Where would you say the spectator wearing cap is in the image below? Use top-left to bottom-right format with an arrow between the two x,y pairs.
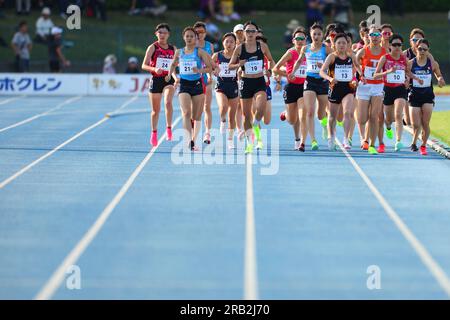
35,7 -> 54,44
284,19 -> 300,49
11,20 -> 32,72
125,57 -> 140,74
48,26 -> 70,73
233,23 -> 244,45
103,54 -> 117,74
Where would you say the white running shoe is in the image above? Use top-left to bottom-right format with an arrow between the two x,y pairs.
238,129 -> 245,142
328,138 -> 336,151
295,140 -> 301,150
227,139 -> 235,150
343,137 -> 351,150
220,121 -> 226,135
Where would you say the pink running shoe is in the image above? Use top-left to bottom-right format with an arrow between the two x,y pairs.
150,131 -> 158,147
166,127 -> 172,141
420,145 -> 428,156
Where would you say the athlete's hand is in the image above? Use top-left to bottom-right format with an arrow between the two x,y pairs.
387,66 -> 397,74
213,66 -> 220,76
288,72 -> 296,80
164,74 -> 171,82
360,76 -> 367,84
329,78 -> 338,86
155,68 -> 164,75
174,78 -> 180,88
317,62 -> 323,68
192,67 -> 200,74
351,79 -> 357,88
275,82 -> 282,92
438,76 -> 446,88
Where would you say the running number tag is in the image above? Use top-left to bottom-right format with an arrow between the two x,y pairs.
334,66 -> 352,82
244,60 -> 263,75
306,58 -> 323,73
219,63 -> 236,77
364,67 -> 376,80
387,70 -> 405,84
413,74 -> 432,88
156,58 -> 173,71
294,64 -> 307,78
179,59 -> 197,75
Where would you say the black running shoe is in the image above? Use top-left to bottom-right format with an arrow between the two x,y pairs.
410,144 -> 418,152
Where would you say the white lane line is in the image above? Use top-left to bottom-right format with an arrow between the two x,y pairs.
0,95 -> 25,106
244,154 -> 259,300
336,139 -> 450,297
0,96 -> 138,190
34,115 -> 182,300
0,96 -> 82,133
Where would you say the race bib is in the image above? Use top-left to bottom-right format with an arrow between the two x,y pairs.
219,62 -> 236,78
413,74 -> 432,88
306,58 -> 323,74
364,67 -> 376,80
244,60 -> 263,75
294,64 -> 307,78
156,58 -> 173,71
386,69 -> 405,84
334,66 -> 353,82
179,59 -> 197,75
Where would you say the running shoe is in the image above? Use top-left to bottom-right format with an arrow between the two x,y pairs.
311,140 -> 319,151
337,121 -> 343,127
166,127 -> 172,141
220,121 -> 226,134
368,146 -> 378,155
227,139 -> 235,150
410,144 -> 418,152
256,139 -> 264,150
252,124 -> 261,142
321,117 -> 328,127
190,140 -> 199,151
420,145 -> 428,155
377,143 -> 385,154
328,138 -> 336,151
280,111 -> 286,121
299,143 -> 305,152
295,140 -> 301,150
245,143 -> 253,154
150,131 -> 158,147
386,127 -> 394,140
343,137 -> 351,150
321,118 -> 328,140
394,141 -> 403,152
348,137 -> 353,147
361,141 -> 369,150
203,132 -> 211,144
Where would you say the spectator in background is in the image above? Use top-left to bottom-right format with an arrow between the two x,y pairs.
48,27 -> 70,72
216,0 -> 240,23
11,21 -> 32,72
129,0 -> 167,17
331,0 -> 353,30
103,54 -> 117,74
198,0 -> 215,20
125,56 -> 140,74
35,7 -> 54,44
204,15 -> 222,48
385,0 -> 404,17
283,19 -> 300,49
305,0 -> 324,31
16,0 -> 31,15
89,0 -> 107,21
58,0 -> 69,19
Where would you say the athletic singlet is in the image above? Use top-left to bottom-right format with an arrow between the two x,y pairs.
361,46 -> 386,84
410,57 -> 433,95
329,55 -> 353,82
240,41 -> 265,77
149,42 -> 175,77
304,43 -> 327,79
216,51 -> 237,83
383,53 -> 407,87
406,47 -> 416,60
199,41 -> 213,84
286,48 -> 306,84
179,47 -> 202,81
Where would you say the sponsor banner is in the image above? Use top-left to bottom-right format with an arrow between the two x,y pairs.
87,74 -> 152,95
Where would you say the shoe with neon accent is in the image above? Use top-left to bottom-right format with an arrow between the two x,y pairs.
321,118 -> 328,140
252,124 -> 261,142
150,131 -> 158,147
386,127 -> 393,140
245,143 -> 253,154
280,111 -> 286,121
311,140 -> 319,151
410,144 -> 418,152
337,121 -> 343,127
220,121 -> 226,134
420,145 -> 427,155
394,141 -> 403,152
203,132 -> 211,144
299,143 -> 305,152
361,141 -> 369,150
368,146 -> 378,155
256,139 -> 264,150
321,117 -> 328,127
166,127 -> 172,141
377,143 -> 385,153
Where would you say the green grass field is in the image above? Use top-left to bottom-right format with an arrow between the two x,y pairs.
431,111 -> 450,146
1,10 -> 449,68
